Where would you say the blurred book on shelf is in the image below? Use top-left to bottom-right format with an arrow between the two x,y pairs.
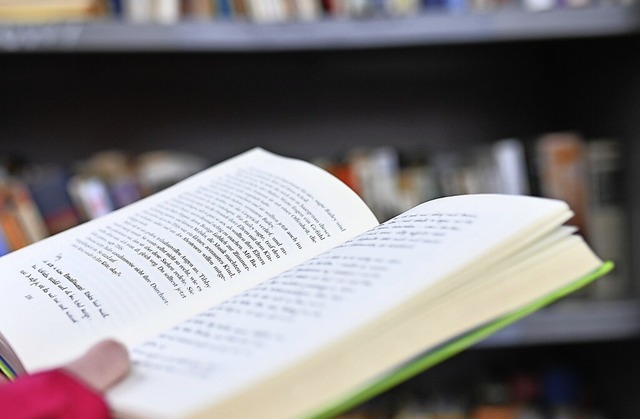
0,177 -> 32,252
534,132 -> 590,239
585,139 -> 628,300
0,0 -> 108,23
135,150 -> 209,193
21,165 -> 82,236
7,179 -> 49,244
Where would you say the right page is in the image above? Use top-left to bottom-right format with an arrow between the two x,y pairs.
108,194 -> 604,419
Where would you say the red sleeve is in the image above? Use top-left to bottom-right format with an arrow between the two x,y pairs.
0,369 -> 110,419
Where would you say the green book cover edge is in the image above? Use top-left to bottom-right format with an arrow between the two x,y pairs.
0,354 -> 15,380
307,261 -> 615,419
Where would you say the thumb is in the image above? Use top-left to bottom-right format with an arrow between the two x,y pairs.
64,339 -> 130,392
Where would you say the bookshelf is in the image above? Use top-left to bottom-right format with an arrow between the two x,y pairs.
2,5 -> 640,416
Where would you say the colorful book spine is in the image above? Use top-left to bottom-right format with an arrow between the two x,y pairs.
535,132 -> 590,237
0,181 -> 31,251
23,167 -> 81,235
7,180 -> 48,244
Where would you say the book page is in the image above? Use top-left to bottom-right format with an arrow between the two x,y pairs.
0,148 -> 378,371
107,194 -> 598,418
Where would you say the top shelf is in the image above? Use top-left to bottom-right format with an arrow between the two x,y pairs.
1,5 -> 640,52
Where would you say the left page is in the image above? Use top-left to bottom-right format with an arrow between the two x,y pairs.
0,148 -> 378,372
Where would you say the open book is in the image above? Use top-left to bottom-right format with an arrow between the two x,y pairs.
0,148 -> 611,418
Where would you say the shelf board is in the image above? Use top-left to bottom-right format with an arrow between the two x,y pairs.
1,5 -> 639,52
479,299 -> 640,348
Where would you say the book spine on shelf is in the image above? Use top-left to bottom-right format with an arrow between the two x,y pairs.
492,138 -> 530,196
585,139 -> 629,300
534,132 -> 590,237
22,167 -> 82,236
67,175 -> 115,221
6,179 -> 48,245
0,179 -> 32,252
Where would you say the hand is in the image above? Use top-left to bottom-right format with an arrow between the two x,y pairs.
1,340 -> 130,392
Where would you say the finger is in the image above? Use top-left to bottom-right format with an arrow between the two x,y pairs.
64,339 -> 130,392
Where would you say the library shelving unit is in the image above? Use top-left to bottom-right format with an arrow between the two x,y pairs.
2,5 -> 640,416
